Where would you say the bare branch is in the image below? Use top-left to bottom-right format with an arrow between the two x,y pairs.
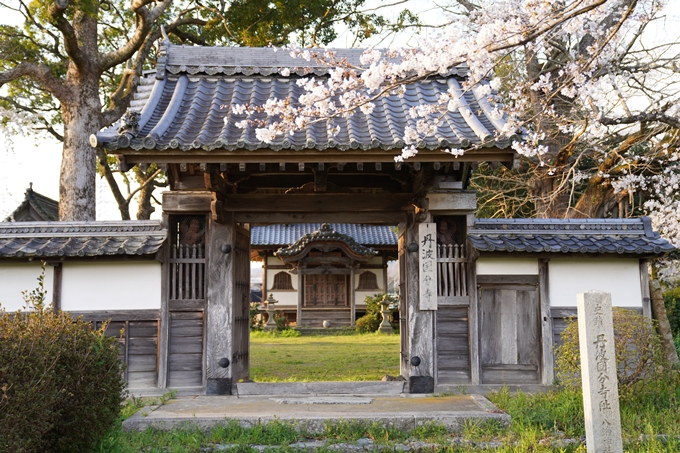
601,112 -> 680,129
96,148 -> 131,220
47,1 -> 89,68
0,62 -> 70,101
97,0 -> 172,70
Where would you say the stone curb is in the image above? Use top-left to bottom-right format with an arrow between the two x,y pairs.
122,412 -> 510,433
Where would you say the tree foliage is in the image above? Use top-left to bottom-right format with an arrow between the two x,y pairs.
0,0 -> 418,220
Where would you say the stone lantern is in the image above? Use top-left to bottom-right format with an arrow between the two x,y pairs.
378,294 -> 394,334
264,293 -> 278,331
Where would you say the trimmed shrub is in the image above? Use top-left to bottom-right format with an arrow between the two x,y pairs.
355,313 -> 381,332
356,293 -> 398,332
555,307 -> 666,389
0,268 -> 126,453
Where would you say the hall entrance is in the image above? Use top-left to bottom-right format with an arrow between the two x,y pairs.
303,274 -> 350,327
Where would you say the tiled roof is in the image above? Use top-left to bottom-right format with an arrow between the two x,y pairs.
92,44 -> 514,153
251,224 -> 397,247
4,186 -> 59,222
469,217 -> 675,255
275,223 -> 378,258
0,221 -> 167,258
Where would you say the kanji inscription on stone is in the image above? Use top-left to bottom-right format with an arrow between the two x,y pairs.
577,291 -> 623,453
418,223 -> 437,310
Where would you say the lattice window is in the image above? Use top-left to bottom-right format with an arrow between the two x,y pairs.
169,215 -> 206,301
271,271 -> 293,290
357,271 -> 379,290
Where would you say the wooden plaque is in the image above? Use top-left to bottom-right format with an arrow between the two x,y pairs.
418,223 -> 437,311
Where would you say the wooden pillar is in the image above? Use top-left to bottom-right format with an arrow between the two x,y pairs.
262,254 -> 268,303
350,265 -> 356,327
466,245 -> 480,385
297,270 -> 303,327
398,228 -> 410,379
640,259 -> 652,318
539,258 -> 554,386
406,212 -> 435,393
205,213 -> 234,395
382,255 -> 388,293
157,232 -> 170,389
51,262 -> 62,313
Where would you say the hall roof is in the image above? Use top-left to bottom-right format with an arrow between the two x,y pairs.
4,186 -> 59,222
0,221 -> 166,258
92,44 -> 515,161
251,223 -> 397,248
469,217 -> 675,255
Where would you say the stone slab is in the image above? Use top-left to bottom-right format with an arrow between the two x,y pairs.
271,397 -> 373,405
121,394 -> 510,433
235,381 -> 406,396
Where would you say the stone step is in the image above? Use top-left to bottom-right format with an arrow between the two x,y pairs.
235,381 -> 406,396
299,309 -> 352,328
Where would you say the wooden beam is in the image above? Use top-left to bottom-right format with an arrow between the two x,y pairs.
163,191 -> 212,213
223,193 -> 414,212
68,310 -> 160,322
476,275 -> 539,285
111,147 -> 515,165
235,211 -> 407,225
538,258 -> 554,386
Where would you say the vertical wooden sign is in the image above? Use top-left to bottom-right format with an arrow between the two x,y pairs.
577,291 -> 623,453
418,223 -> 437,310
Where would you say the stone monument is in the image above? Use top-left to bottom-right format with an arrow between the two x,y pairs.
577,291 -> 623,453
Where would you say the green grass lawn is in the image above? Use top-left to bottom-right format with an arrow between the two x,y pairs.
249,330 -> 401,382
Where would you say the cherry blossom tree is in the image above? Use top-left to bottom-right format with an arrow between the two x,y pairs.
242,0 -> 679,223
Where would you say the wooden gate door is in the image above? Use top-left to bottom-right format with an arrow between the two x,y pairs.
231,225 -> 250,382
479,281 -> 540,384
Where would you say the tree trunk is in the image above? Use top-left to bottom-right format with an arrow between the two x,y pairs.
530,169 -> 570,218
136,177 -> 156,220
650,280 -> 680,366
59,72 -> 102,221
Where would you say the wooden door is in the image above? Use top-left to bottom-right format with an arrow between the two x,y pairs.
231,225 -> 250,382
304,274 -> 347,307
479,284 -> 540,384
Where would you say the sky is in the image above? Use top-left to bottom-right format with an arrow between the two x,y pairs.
0,0 -> 678,220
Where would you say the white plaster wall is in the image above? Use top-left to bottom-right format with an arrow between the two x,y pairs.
61,261 -> 161,311
266,256 -> 283,266
267,290 -> 298,307
548,258 -> 642,307
476,258 -> 539,275
0,263 -> 55,311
